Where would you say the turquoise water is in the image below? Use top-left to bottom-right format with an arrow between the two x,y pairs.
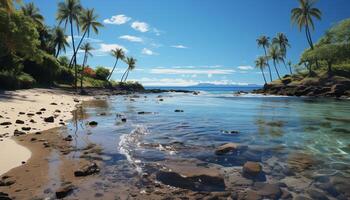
65,90 -> 350,198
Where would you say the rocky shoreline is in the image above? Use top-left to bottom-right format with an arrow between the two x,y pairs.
252,75 -> 350,98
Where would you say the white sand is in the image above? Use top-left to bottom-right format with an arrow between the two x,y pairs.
0,88 -> 91,175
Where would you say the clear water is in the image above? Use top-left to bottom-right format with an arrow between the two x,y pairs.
64,89 -> 350,197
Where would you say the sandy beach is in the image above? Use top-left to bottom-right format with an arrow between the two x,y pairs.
0,88 -> 91,175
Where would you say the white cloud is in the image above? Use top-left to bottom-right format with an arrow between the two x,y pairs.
66,35 -> 102,44
119,35 -> 143,43
91,43 -> 128,56
171,45 -> 188,49
150,68 -> 235,75
103,14 -> 131,25
142,48 -> 156,56
237,65 -> 254,70
172,65 -> 221,69
153,28 -> 163,36
131,21 -> 149,32
129,78 -> 250,87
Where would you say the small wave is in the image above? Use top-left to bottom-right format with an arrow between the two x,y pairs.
118,125 -> 150,173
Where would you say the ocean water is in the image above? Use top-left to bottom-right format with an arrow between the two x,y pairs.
62,88 -> 350,198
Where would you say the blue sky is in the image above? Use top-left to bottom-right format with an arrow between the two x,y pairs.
24,0 -> 350,86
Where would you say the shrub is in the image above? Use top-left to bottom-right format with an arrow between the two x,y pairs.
0,71 -> 35,90
83,67 -> 96,77
18,73 -> 36,89
56,66 -> 74,84
95,67 -> 110,80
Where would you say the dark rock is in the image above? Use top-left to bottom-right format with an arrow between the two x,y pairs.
26,113 -> 35,117
121,118 -> 127,122
245,190 -> 262,200
30,138 -> 37,142
35,112 -> 42,115
138,111 -> 152,115
0,180 -> 15,186
88,121 -> 98,126
15,120 -> 24,124
44,116 -> 54,123
99,112 -> 106,116
35,132 -> 42,135
74,162 -> 100,177
215,143 -> 238,155
50,102 -> 57,105
73,98 -> 80,103
307,189 -> 329,200
174,109 -> 184,113
159,99 -> 164,101
55,109 -> 61,113
18,112 -> 25,115
0,122 -> 11,126
0,192 -> 12,200
29,119 -> 36,123
255,183 -> 282,199
21,127 -> 31,131
59,122 -> 65,125
64,135 -> 73,141
55,184 -> 75,199
40,108 -> 46,111
243,161 -> 262,176
14,130 -> 26,136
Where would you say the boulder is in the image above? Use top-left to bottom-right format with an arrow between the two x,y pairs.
74,162 -> 100,177
243,161 -> 262,176
215,143 -> 238,155
44,116 -> 54,123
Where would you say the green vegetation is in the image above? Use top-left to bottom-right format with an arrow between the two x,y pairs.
0,0 -> 141,91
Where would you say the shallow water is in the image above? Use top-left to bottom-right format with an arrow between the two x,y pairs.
63,91 -> 350,198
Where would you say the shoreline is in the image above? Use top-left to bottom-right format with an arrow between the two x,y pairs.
0,88 -> 92,175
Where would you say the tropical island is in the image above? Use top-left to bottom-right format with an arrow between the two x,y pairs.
1,0 -> 350,200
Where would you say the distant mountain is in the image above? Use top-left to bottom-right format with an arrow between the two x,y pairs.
192,83 -> 261,87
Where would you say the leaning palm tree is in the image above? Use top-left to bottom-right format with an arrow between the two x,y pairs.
255,56 -> 268,85
269,46 -> 283,80
108,48 -> 125,81
52,26 -> 70,57
57,0 -> 82,89
80,42 -> 94,91
70,8 -> 103,69
287,60 -> 293,75
272,33 -> 291,72
257,35 -> 273,82
291,0 -> 321,49
0,0 -> 21,13
121,57 -> 136,82
21,2 -> 44,27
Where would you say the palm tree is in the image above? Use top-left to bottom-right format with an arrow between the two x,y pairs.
80,42 -> 94,91
57,0 -> 82,90
53,27 -> 70,57
255,56 -> 268,85
21,2 -> 44,27
70,8 -> 103,69
0,0 -> 21,13
121,57 -> 136,82
291,0 -> 321,49
108,48 -> 125,81
287,60 -> 293,75
269,46 -> 283,80
257,35 -> 273,82
272,33 -> 291,72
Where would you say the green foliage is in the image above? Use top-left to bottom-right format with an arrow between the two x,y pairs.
0,71 -> 36,90
95,66 -> 110,80
318,18 -> 350,45
112,81 -> 145,91
56,66 -> 74,84
58,56 -> 69,67
18,73 -> 36,89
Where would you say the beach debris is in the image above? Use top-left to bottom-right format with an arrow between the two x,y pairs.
215,143 -> 238,155
0,122 -> 11,126
88,121 -> 98,126
14,130 -> 26,136
55,184 -> 75,199
15,120 -> 24,124
44,116 -> 54,123
74,162 -> 100,177
243,161 -> 262,176
21,127 -> 31,131
174,109 -> 184,113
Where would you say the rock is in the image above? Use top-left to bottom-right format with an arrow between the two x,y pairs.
35,132 -> 42,135
26,113 -> 34,117
174,109 -> 184,113
138,111 -> 152,115
159,99 -> 164,101
55,109 -> 61,113
121,118 -> 127,122
64,135 -> 73,141
99,112 -> 106,116
0,122 -> 11,126
0,192 -> 12,200
245,190 -> 262,200
307,189 -> 329,200
73,98 -> 80,103
40,108 -> 46,111
29,119 -> 36,123
15,120 -> 24,124
14,130 -> 26,136
43,142 -> 50,148
215,143 -> 238,155
0,180 -> 15,186
35,111 -> 42,115
21,127 -> 31,131
59,122 -> 65,125
50,102 -> 57,105
44,116 -> 54,123
74,162 -> 100,177
243,161 -> 262,176
30,138 -> 37,142
18,112 -> 25,115
280,189 -> 292,199
55,184 -> 75,199
193,91 -> 199,95
88,121 -> 98,126
255,183 -> 282,199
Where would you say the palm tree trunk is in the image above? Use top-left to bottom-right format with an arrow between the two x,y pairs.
55,47 -> 60,58
260,68 -> 267,85
124,70 -> 130,82
282,59 -> 289,73
121,69 -> 128,82
80,51 -> 87,91
263,47 -> 273,82
289,65 -> 293,75
107,59 -> 118,81
69,30 -> 87,68
273,60 -> 282,80
69,18 -> 78,90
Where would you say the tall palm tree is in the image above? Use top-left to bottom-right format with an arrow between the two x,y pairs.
57,0 -> 82,89
80,42 -> 94,91
287,60 -> 293,75
53,26 -> 70,57
269,46 -> 283,80
70,8 -> 103,69
108,48 -> 125,81
0,0 -> 21,13
272,33 -> 291,72
255,56 -> 268,85
291,0 -> 321,49
21,2 -> 44,27
121,57 -> 136,82
257,35 -> 273,81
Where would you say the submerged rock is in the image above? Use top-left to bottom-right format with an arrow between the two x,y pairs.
255,183 -> 282,199
88,121 -> 98,126
215,143 -> 239,155
74,162 -> 100,177
55,184 -> 75,199
174,109 -> 184,113
243,161 -> 262,176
